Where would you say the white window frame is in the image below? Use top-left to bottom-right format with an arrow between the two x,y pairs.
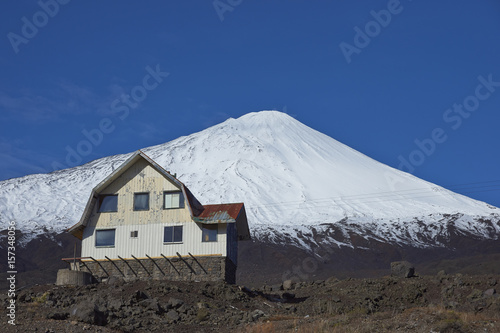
164,191 -> 184,210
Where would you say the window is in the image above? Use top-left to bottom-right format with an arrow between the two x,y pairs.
202,224 -> 218,242
164,191 -> 184,209
134,193 -> 149,211
95,229 -> 115,247
98,194 -> 117,212
164,226 -> 183,243
130,230 -> 138,238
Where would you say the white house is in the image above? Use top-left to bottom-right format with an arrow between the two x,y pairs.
67,150 -> 250,283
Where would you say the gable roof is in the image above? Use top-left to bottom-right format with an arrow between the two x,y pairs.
67,150 -> 204,239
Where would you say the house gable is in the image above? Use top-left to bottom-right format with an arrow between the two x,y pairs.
68,150 -> 203,239
88,157 -> 191,229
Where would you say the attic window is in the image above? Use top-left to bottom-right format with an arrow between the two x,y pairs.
130,231 -> 138,238
95,229 -> 115,247
164,191 -> 184,209
98,195 -> 118,212
134,193 -> 149,211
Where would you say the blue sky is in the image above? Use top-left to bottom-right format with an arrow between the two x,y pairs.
1,0 -> 499,207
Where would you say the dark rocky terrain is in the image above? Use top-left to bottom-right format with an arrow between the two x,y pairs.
2,272 -> 499,332
2,229 -> 500,291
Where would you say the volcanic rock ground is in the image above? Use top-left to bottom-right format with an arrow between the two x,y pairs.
2,273 -> 499,332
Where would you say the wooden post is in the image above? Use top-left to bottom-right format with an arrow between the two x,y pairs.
188,252 -> 208,274
131,255 -> 150,276
176,252 -> 196,274
146,254 -> 165,275
161,254 -> 180,275
105,256 -> 125,277
117,256 -> 137,277
90,257 -> 109,277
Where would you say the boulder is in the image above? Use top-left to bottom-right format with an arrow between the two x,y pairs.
391,261 -> 415,278
484,288 -> 496,297
166,310 -> 180,322
70,300 -> 107,326
283,279 -> 294,290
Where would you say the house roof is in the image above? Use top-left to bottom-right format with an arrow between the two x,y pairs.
67,150 -> 250,240
196,203 -> 244,223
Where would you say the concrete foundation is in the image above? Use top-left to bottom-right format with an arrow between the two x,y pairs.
56,269 -> 94,286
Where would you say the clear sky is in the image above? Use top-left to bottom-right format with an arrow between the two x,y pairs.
1,0 -> 499,207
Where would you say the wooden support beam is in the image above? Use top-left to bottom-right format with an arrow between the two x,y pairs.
161,254 -> 180,275
105,256 -> 125,277
176,252 -> 196,274
90,257 -> 109,276
131,255 -> 150,276
118,256 -> 137,277
188,252 -> 208,274
80,261 -> 93,276
146,254 -> 165,275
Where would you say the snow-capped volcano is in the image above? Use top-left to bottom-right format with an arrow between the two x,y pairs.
1,111 -> 498,248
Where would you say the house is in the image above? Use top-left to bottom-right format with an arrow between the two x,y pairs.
66,150 -> 250,284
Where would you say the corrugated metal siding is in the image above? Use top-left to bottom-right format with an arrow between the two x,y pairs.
81,222 -> 227,260
81,158 -> 228,260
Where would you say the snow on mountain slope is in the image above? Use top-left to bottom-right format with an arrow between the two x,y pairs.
1,111 -> 499,248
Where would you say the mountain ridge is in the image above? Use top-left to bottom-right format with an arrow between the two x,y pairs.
0,110 -> 498,249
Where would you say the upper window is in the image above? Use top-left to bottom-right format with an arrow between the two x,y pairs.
95,229 -> 115,247
134,193 -> 149,211
164,191 -> 184,209
202,224 -> 218,242
98,195 -> 118,212
164,226 -> 183,243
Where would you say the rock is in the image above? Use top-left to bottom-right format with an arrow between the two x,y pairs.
46,312 -> 69,320
251,309 -> 266,321
391,261 -> 415,278
106,275 -> 124,285
70,300 -> 107,326
270,284 -> 283,292
166,310 -> 180,322
283,279 -> 294,290
108,299 -> 123,311
326,276 -> 339,285
484,288 -> 496,297
437,270 -> 446,277
332,295 -> 341,303
133,290 -> 149,301
197,302 -> 209,309
196,308 -> 209,322
167,297 -> 184,309
139,298 -> 160,314
467,289 -> 483,301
